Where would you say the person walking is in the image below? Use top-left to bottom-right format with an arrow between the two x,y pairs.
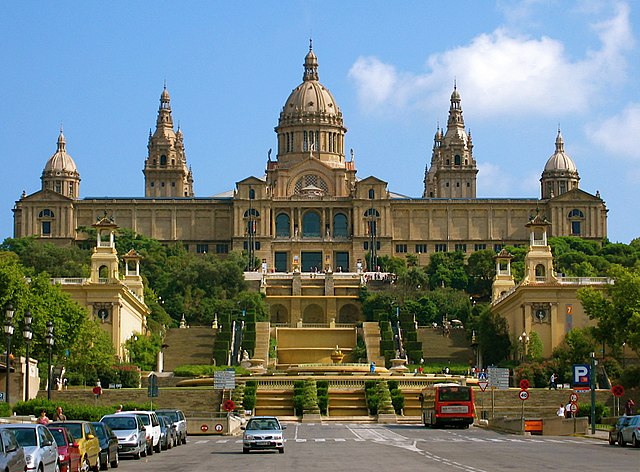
549,373 -> 557,390
36,409 -> 50,424
624,398 -> 635,416
53,406 -> 67,421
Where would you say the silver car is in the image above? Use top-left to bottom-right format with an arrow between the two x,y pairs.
0,428 -> 27,472
2,424 -> 58,472
242,416 -> 286,454
100,414 -> 146,460
155,409 -> 187,445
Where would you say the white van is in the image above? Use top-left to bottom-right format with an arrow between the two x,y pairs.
118,411 -> 161,455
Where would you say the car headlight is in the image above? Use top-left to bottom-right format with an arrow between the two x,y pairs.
244,434 -> 255,440
24,455 -> 34,466
273,434 -> 283,441
59,454 -> 66,461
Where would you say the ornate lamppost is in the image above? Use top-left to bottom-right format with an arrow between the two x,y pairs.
45,321 -> 54,401
518,331 -> 529,362
23,311 -> 32,402
4,304 -> 15,404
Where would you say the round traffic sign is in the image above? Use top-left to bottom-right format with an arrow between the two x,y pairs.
200,424 -> 209,432
518,389 -> 529,401
214,423 -> 223,432
569,403 -> 578,413
519,379 -> 530,390
612,385 -> 625,397
223,399 -> 235,412
569,393 -> 578,403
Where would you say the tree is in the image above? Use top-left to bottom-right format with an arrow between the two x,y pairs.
65,318 -> 116,385
465,250 -> 496,300
0,237 -> 91,277
578,265 -> 640,357
471,306 -> 511,366
425,252 -> 468,290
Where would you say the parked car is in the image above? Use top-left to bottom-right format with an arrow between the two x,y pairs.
158,416 -> 177,449
90,422 -> 119,469
46,426 -> 81,472
118,411 -> 161,455
156,416 -> 173,451
0,427 -> 28,472
155,409 -> 187,445
99,414 -> 146,460
2,423 -> 59,472
609,416 -> 632,445
241,416 -> 286,454
49,422 -> 100,472
618,414 -> 640,447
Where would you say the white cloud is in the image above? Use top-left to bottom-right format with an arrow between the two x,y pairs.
586,103 -> 640,160
348,2 -> 633,118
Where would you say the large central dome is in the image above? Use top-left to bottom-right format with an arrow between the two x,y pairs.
278,45 -> 343,127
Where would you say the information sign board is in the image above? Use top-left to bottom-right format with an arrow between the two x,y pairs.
213,370 -> 236,389
488,367 -> 510,390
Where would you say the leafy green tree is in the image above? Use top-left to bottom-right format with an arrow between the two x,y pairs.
65,318 -> 116,385
465,249 -> 496,300
0,237 -> 91,277
526,331 -> 544,361
551,328 -> 597,367
578,265 -> 640,357
471,305 -> 511,366
124,332 -> 161,371
425,252 -> 468,290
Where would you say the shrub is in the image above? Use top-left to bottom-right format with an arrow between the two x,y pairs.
243,381 -> 257,411
620,365 -> 640,389
577,401 -> 609,423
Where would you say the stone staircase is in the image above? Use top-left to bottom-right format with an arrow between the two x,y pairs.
417,328 -> 473,364
254,389 -> 295,417
162,327 -> 217,372
328,389 -> 369,416
362,322 -> 385,365
253,322 -> 270,364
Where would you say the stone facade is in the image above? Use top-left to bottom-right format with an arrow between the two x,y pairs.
13,45 -> 608,283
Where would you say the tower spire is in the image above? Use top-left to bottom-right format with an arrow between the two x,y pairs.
303,40 -> 319,82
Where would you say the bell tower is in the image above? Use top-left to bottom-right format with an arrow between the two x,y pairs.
522,213 -> 557,284
143,86 -> 194,198
90,216 -> 120,283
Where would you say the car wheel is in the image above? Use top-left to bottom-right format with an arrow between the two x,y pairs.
92,458 -> 100,472
633,434 -> 640,448
100,454 -> 108,471
80,457 -> 90,472
618,433 -> 626,447
278,447 -> 285,454
133,448 -> 141,460
55,461 -> 61,472
154,440 -> 162,453
609,434 -> 616,445
140,445 -> 146,458
110,452 -> 118,469
242,447 -> 249,454
181,434 -> 187,445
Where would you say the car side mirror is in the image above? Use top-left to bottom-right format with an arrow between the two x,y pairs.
87,434 -> 95,440
6,444 -> 17,453
240,426 -> 245,430
282,425 -> 287,429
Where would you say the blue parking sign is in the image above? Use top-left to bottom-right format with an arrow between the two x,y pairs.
572,364 -> 590,387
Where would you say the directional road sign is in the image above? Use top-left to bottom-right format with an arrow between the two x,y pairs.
488,367 -> 510,390
213,370 -> 236,389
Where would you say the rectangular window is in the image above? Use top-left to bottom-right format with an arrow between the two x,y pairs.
474,244 -> 487,251
196,244 -> 209,254
571,221 -> 581,236
454,244 -> 467,253
494,244 -> 503,252
435,244 -> 448,252
183,244 -> 190,252
216,244 -> 229,254
363,242 -> 369,250
395,244 -> 407,253
415,244 -> 428,253
42,221 -> 51,236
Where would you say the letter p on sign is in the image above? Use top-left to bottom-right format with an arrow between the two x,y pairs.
573,364 -> 590,386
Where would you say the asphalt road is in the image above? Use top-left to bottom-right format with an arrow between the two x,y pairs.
113,423 -> 639,472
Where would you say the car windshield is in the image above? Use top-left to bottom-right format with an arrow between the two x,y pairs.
246,419 -> 280,431
92,425 -> 106,438
157,411 -> 178,422
135,414 -> 150,426
438,387 -> 471,402
9,428 -> 37,447
60,424 -> 82,438
102,417 -> 137,430
48,429 -> 67,446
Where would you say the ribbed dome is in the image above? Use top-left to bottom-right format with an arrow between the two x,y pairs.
43,131 -> 79,175
279,45 -> 342,125
544,130 -> 577,172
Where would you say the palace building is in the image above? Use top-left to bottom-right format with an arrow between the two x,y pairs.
13,45 -> 608,281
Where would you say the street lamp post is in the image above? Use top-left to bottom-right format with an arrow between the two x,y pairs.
45,321 -> 54,401
4,304 -> 15,404
23,312 -> 32,402
518,331 -> 529,362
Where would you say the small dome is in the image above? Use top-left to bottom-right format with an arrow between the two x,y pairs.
544,130 -> 577,172
43,131 -> 79,175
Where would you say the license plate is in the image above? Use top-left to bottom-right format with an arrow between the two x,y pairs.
441,405 -> 468,414
256,441 -> 271,446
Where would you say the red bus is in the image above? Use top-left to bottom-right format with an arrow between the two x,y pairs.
420,383 -> 475,428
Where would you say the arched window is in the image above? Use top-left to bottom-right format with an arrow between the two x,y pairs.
454,154 -> 461,165
535,264 -> 546,278
99,265 -> 109,279
333,213 -> 348,238
302,211 -> 321,237
275,213 -> 290,237
568,209 -> 584,218
160,155 -> 167,165
243,208 -> 260,218
38,209 -> 55,218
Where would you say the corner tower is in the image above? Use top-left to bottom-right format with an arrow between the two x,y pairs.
143,86 -> 194,197
423,86 -> 477,198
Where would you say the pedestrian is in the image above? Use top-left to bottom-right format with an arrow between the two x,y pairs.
624,398 -> 635,416
36,409 -> 50,425
369,362 -> 376,374
53,406 -> 67,421
564,402 -> 572,419
556,404 -> 565,417
115,404 -> 123,413
549,373 -> 557,390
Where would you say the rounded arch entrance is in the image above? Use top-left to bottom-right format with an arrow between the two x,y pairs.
270,304 -> 289,324
302,304 -> 324,323
337,303 -> 362,324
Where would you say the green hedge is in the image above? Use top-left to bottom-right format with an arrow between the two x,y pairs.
243,380 -> 257,411
577,402 -> 609,423
213,349 -> 229,366
317,380 -> 329,416
12,399 -> 150,422
172,365 -> 250,377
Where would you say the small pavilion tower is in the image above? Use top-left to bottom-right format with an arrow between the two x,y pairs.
492,248 -> 516,302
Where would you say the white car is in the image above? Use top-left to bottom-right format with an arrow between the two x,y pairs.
1,424 -> 58,472
118,411 -> 161,455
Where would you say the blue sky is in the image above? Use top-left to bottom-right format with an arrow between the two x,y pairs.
1,1 -> 638,243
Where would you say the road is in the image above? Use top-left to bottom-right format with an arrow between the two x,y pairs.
114,422 -> 639,472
